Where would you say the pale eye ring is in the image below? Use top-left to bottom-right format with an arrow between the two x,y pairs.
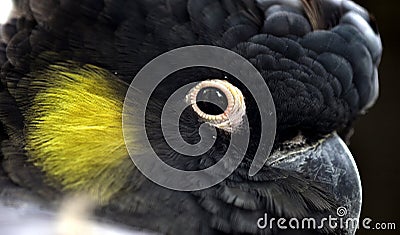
186,79 -> 246,132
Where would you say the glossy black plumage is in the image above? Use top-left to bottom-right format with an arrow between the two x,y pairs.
1,0 -> 381,139
0,0 -> 381,234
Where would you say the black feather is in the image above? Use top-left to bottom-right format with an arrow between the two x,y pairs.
0,0 -> 381,234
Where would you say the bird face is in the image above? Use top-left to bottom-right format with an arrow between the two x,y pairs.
0,0 -> 382,234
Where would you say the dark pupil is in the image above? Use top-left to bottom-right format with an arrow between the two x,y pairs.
196,87 -> 228,115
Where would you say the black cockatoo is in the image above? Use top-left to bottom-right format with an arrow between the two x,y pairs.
0,0 -> 382,234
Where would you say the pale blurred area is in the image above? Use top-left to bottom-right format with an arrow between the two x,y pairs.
0,196 -> 154,235
0,0 -> 13,24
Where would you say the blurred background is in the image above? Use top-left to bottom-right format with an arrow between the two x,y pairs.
0,0 -> 398,234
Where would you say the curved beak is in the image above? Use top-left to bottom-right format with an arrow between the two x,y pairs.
266,133 -> 362,234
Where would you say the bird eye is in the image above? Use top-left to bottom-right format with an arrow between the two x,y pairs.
196,87 -> 228,115
186,79 -> 246,132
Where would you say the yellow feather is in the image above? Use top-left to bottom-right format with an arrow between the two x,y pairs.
24,62 -> 135,203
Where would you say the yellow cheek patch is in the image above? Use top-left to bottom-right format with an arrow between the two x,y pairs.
24,62 -> 135,203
